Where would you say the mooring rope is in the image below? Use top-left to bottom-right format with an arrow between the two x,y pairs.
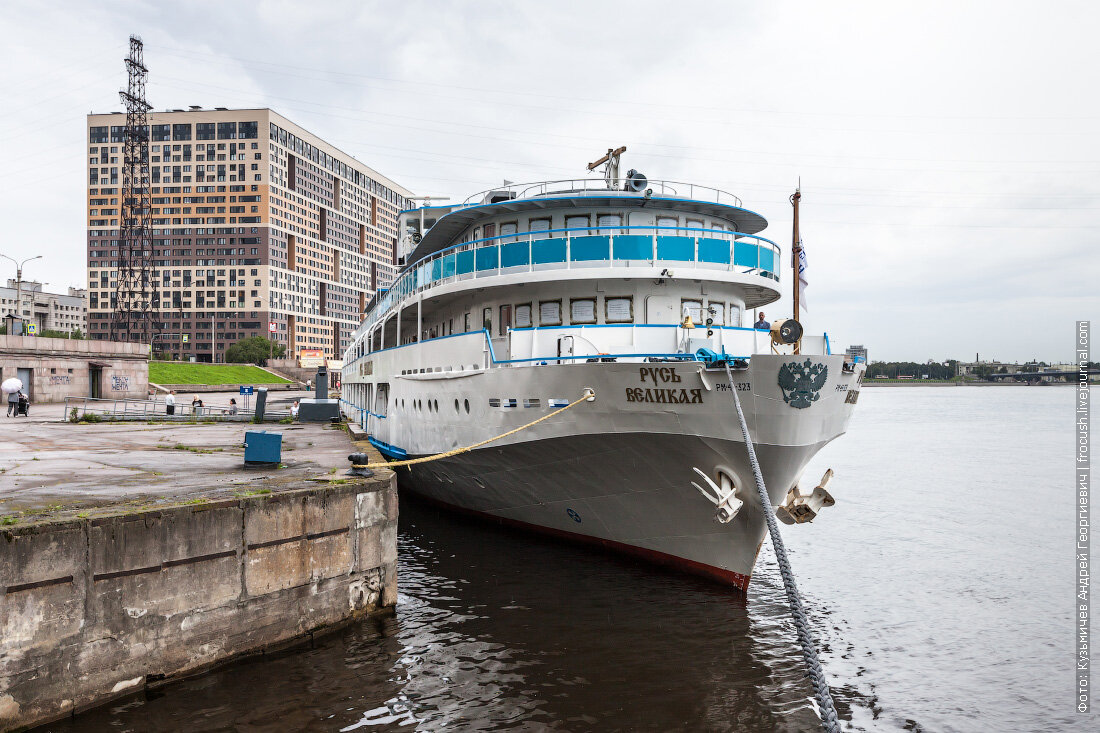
723,362 -> 841,733
359,389 -> 594,469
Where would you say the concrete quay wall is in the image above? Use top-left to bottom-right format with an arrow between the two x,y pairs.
0,475 -> 398,731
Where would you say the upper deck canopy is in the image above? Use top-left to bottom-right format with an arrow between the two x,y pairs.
402,178 -> 769,269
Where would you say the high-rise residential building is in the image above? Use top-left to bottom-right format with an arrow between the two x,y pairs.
0,280 -> 87,336
845,344 -> 868,363
85,107 -> 414,361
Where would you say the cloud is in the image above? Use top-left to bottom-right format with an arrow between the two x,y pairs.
0,0 -> 1094,360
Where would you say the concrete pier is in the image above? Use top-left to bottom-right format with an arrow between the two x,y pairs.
0,417 -> 396,731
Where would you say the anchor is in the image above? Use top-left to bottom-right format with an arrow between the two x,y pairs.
775,469 -> 836,524
691,467 -> 743,524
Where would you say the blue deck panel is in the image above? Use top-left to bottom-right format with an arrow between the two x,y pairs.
500,241 -> 530,268
656,236 -> 694,261
570,235 -> 610,261
734,240 -> 758,268
532,238 -> 567,264
475,245 -> 499,271
698,237 -> 731,264
612,234 -> 653,260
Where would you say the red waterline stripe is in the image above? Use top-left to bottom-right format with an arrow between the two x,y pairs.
407,491 -> 752,592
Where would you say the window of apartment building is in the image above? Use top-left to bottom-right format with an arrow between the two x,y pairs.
89,126 -> 108,143
151,124 -> 170,141
218,122 -> 237,139
196,123 -> 214,140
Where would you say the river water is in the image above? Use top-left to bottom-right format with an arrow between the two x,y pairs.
57,386 -> 1087,732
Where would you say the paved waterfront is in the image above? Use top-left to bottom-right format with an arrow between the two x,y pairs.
0,394 -> 355,520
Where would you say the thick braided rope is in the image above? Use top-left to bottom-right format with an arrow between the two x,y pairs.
360,389 -> 594,469
724,362 -> 841,732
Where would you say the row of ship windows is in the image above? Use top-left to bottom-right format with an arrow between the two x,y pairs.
455,214 -> 734,242
420,298 -> 742,340
387,397 -> 565,416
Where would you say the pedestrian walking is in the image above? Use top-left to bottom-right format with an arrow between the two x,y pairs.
165,390 -> 176,416
191,394 -> 203,416
6,390 -> 17,417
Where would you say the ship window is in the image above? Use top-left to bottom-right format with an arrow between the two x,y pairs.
570,298 -> 597,325
464,312 -> 470,332
686,218 -> 704,233
482,307 -> 492,332
605,297 -> 633,323
539,300 -> 562,326
706,301 -> 725,326
464,398 -> 470,414
528,218 -> 551,240
597,213 -> 623,234
681,299 -> 703,326
500,221 -> 518,243
483,223 -> 496,238
730,304 -> 742,327
499,304 -> 512,336
656,215 -> 678,229
515,303 -> 532,328
565,215 -> 589,234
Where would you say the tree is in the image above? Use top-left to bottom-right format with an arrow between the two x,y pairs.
224,336 -> 285,366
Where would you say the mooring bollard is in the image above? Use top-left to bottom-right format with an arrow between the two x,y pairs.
347,452 -> 374,477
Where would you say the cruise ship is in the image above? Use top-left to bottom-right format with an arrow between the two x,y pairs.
341,150 -> 864,590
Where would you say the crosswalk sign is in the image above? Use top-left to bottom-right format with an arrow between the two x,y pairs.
25,324 -> 37,335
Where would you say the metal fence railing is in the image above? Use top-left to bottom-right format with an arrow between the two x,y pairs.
62,396 -> 277,422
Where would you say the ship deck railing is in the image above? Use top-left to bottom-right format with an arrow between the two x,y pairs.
341,326 -> 833,377
358,225 -> 781,333
457,178 -> 743,208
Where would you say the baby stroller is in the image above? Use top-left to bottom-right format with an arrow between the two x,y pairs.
16,393 -> 29,417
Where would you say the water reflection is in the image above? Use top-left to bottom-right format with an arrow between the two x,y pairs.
57,496 -> 827,732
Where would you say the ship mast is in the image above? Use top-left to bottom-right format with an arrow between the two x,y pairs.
587,146 -> 627,189
790,186 -> 802,354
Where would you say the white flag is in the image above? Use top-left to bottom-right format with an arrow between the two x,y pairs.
796,238 -> 808,313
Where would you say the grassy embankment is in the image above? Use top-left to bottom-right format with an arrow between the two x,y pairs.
149,362 -> 291,385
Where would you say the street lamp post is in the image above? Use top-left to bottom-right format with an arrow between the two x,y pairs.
0,254 -> 42,335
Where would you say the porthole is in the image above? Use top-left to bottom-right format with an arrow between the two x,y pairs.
464,398 -> 470,414
454,398 -> 460,412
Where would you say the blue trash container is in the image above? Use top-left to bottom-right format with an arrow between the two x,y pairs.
244,430 -> 282,464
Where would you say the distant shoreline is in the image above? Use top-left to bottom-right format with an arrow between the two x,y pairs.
861,381 -> 1082,388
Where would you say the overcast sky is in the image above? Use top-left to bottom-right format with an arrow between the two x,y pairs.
1,0 -> 1095,362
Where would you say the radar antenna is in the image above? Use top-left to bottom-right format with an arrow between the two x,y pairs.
587,146 -> 627,190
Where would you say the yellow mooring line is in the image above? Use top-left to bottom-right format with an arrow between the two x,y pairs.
360,388 -> 595,470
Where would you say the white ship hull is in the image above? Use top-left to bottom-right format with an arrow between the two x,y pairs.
348,352 -> 862,590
